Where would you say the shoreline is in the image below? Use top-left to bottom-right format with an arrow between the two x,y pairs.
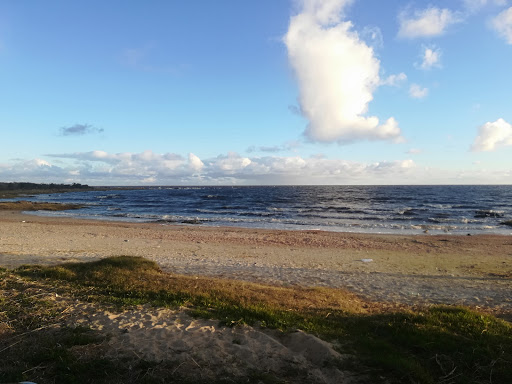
1,209 -> 511,319
23,210 -> 512,237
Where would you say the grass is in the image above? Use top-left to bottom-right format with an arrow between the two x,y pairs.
2,256 -> 511,383
0,200 -> 84,211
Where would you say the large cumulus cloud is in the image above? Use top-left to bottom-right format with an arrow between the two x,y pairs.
284,0 -> 403,144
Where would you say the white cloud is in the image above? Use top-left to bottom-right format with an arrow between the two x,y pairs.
31,159 -> 52,167
471,118 -> 512,151
381,72 -> 407,87
490,7 -> 512,44
298,0 -> 353,24
463,0 -> 508,13
409,84 -> 429,99
406,148 -> 422,154
379,118 -> 405,143
188,153 -> 204,172
398,7 -> 462,38
208,152 -> 252,173
141,176 -> 157,183
284,0 -> 403,143
419,46 -> 442,70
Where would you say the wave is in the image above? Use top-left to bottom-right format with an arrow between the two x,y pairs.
297,207 -> 367,215
201,194 -> 226,200
95,194 -> 122,200
397,208 -> 420,216
474,210 -> 505,218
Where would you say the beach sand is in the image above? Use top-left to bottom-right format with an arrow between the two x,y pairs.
62,301 -> 356,383
1,209 -> 511,382
1,210 -> 511,313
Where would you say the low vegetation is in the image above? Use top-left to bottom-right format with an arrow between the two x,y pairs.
0,182 -> 91,198
1,256 -> 511,383
0,200 -> 84,211
0,181 -> 89,210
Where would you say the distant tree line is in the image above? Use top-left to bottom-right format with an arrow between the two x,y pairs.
0,182 -> 91,191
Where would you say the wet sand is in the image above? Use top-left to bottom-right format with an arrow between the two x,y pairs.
1,210 -> 511,318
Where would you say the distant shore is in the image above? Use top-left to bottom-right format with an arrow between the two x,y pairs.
1,208 -> 511,320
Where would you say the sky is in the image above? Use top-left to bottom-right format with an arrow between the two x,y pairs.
1,0 -> 512,186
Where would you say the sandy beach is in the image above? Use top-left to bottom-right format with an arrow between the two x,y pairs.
1,209 -> 511,318
1,208 -> 511,382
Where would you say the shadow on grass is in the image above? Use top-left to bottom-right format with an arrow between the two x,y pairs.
7,256 -> 512,384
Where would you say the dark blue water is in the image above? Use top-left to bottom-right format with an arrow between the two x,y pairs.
14,185 -> 512,235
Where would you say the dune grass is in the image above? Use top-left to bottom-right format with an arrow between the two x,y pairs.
1,256 -> 511,383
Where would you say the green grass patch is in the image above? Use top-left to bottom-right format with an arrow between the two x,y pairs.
340,308 -> 511,383
5,256 -> 512,383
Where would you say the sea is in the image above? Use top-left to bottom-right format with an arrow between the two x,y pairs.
16,185 -> 512,235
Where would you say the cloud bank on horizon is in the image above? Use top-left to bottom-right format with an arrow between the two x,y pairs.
0,148 -> 507,186
1,0 -> 512,185
0,149 -> 427,185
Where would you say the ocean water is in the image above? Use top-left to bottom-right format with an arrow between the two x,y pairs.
18,185 -> 512,235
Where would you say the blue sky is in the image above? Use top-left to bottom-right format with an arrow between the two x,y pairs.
1,0 -> 511,185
